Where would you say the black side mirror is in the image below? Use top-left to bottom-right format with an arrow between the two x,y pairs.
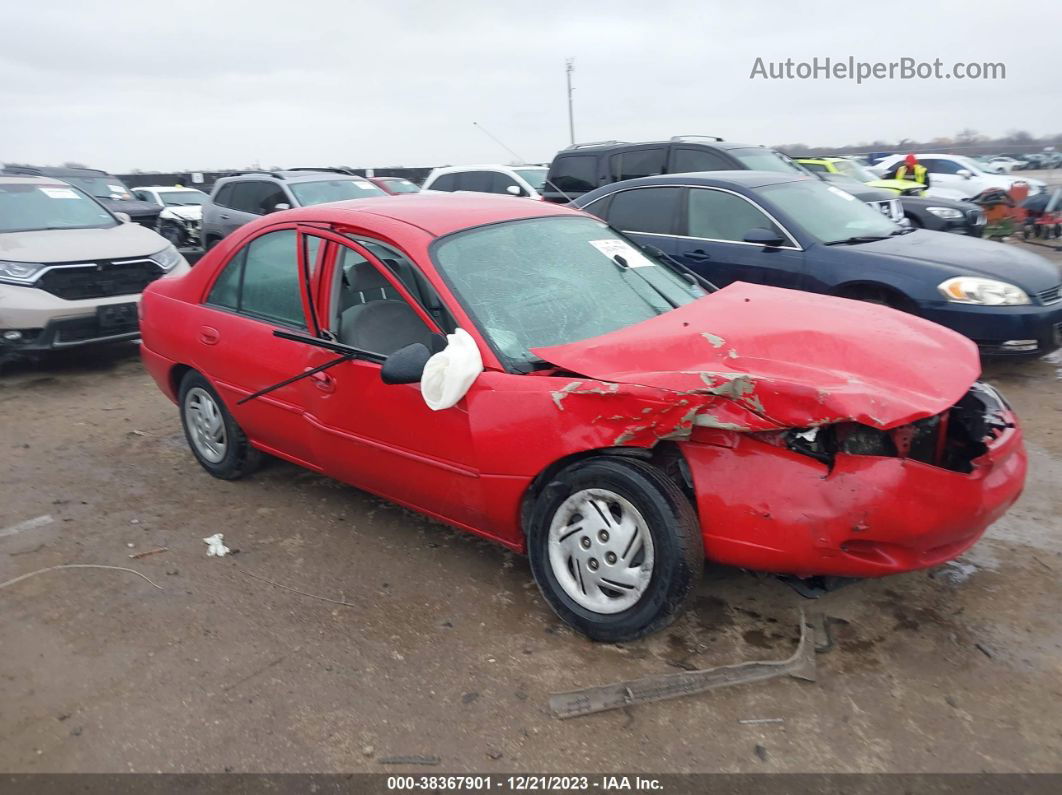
380,342 -> 432,384
744,227 -> 786,247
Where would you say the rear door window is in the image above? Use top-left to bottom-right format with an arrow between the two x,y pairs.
609,148 -> 667,181
205,229 -> 306,328
430,173 -> 458,191
669,148 -> 732,173
457,171 -> 494,192
607,187 -> 681,234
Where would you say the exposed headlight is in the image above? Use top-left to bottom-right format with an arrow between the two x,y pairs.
938,276 -> 1030,306
150,244 -> 184,272
926,206 -> 964,220
0,260 -> 47,285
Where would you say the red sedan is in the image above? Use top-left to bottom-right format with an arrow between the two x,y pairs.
139,194 -> 1026,641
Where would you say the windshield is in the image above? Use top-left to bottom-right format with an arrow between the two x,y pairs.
0,183 -> 117,232
159,190 -> 207,206
833,159 -> 877,182
730,148 -> 807,174
65,175 -> 132,201
289,178 -> 386,206
432,216 -> 703,368
380,178 -> 419,194
756,180 -> 899,243
514,168 -> 548,191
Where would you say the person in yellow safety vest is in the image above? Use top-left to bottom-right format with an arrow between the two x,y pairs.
892,153 -> 931,187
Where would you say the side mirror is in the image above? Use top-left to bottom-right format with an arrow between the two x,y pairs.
271,202 -> 291,213
506,185 -> 523,196
380,342 -> 432,385
743,227 -> 786,247
957,169 -> 972,179
114,212 -> 132,223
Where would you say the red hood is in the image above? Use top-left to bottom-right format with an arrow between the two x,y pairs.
532,283 -> 980,430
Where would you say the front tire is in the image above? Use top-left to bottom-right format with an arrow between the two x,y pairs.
178,370 -> 261,479
527,457 -> 702,642
158,220 -> 187,248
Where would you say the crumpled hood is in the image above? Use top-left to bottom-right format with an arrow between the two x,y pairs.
160,206 -> 202,222
532,283 -> 981,431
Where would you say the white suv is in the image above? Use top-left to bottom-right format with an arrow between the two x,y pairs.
0,175 -> 189,362
421,164 -> 549,199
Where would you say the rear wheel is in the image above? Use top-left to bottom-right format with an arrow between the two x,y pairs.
527,457 -> 702,642
178,370 -> 261,479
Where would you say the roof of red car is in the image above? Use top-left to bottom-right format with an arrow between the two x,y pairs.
283,193 -> 584,237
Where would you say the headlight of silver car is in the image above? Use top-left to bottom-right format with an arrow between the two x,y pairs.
938,276 -> 1030,306
926,206 -> 964,220
150,244 -> 184,271
0,260 -> 47,285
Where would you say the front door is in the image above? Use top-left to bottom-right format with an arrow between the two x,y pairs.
666,186 -> 805,289
302,234 -> 484,529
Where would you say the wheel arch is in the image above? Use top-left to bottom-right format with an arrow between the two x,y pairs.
518,442 -> 692,541
830,280 -> 919,311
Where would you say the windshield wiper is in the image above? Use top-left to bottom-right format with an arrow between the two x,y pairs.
891,226 -> 916,235
823,235 -> 890,245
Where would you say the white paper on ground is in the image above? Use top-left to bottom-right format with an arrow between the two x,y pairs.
203,533 -> 230,557
420,328 -> 483,411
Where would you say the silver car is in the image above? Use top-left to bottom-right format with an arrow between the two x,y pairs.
200,170 -> 387,249
0,175 -> 189,362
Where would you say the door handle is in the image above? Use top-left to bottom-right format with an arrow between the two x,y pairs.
198,326 -> 219,345
219,214 -> 230,220
686,249 -> 712,262
305,368 -> 336,393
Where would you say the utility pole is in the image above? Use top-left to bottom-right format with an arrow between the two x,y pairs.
566,58 -> 575,146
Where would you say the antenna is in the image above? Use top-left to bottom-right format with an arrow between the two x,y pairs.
470,122 -> 575,204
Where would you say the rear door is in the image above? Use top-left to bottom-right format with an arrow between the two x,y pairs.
193,225 -> 323,466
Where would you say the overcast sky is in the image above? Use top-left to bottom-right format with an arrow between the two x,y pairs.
2,0 -> 1059,172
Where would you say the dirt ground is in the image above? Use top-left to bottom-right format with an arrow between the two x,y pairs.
2,235 -> 1061,775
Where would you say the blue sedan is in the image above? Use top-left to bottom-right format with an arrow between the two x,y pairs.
574,172 -> 1062,356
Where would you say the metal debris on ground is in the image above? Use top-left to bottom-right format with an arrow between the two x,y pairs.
0,514 -> 54,539
128,547 -> 168,560
203,533 -> 230,557
549,610 -> 816,719
377,755 -> 441,766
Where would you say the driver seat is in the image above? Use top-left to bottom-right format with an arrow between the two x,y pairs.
338,265 -> 434,355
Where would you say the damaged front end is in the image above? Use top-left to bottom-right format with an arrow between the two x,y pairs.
746,382 -> 1014,475
530,285 -> 1027,579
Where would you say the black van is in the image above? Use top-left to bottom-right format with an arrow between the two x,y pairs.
542,136 -> 809,203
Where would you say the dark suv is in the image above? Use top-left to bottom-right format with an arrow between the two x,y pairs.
542,136 -> 809,203
0,165 -> 161,229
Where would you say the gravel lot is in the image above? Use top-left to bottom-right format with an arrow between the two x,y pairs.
2,200 -> 1061,773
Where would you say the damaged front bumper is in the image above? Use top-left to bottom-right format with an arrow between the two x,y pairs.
680,383 -> 1026,578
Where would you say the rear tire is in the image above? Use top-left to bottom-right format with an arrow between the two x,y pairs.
178,370 -> 261,480
527,457 -> 702,642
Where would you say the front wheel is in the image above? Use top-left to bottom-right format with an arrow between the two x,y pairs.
158,221 -> 187,248
527,457 -> 702,642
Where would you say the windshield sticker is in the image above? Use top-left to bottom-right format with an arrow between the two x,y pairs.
827,186 -> 857,201
588,239 -> 655,268
39,187 -> 79,199
354,180 -> 374,189
107,184 -> 125,193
